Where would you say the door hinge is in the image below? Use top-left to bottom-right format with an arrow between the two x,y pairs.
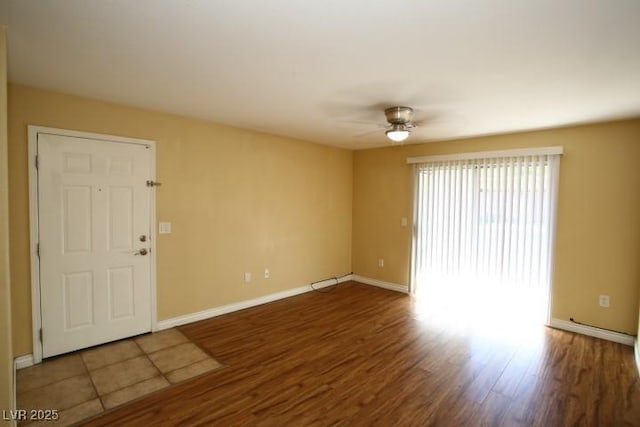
35,155 -> 39,169
146,180 -> 162,187
39,328 -> 43,342
36,242 -> 40,257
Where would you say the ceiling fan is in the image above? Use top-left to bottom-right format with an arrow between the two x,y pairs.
327,99 -> 438,144
383,106 -> 416,143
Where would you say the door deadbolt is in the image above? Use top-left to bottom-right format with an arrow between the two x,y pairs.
139,235 -> 147,242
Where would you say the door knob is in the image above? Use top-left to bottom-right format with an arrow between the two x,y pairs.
134,248 -> 148,256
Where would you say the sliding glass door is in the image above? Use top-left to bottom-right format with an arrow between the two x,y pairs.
411,150 -> 561,325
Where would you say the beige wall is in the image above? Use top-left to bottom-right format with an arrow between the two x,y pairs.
7,82 -> 640,358
0,26 -> 15,423
8,84 -> 353,356
353,119 -> 640,333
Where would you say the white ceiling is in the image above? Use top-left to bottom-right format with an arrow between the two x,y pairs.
2,1 -> 639,149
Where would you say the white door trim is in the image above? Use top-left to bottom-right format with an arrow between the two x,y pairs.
28,125 -> 158,364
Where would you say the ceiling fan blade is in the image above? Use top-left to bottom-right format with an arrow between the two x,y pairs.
411,112 -> 442,128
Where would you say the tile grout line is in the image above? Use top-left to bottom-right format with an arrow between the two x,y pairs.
82,342 -> 145,372
139,330 -> 224,385
79,350 -> 107,414
130,338 -> 171,393
91,339 -> 162,402
142,336 -> 195,356
162,354 -> 217,380
80,331 -> 192,373
140,338 -> 169,380
16,362 -> 99,412
15,353 -> 90,397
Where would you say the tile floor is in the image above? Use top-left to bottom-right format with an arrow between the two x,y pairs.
16,328 -> 223,426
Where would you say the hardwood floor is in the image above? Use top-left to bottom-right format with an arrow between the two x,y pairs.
81,281 -> 640,426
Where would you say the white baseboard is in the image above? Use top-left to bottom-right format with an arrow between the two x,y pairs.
14,354 -> 34,370
157,275 -> 353,330
635,339 -> 640,376
351,275 -> 409,294
549,318 -> 634,346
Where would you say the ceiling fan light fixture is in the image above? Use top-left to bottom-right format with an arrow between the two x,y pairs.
386,125 -> 410,143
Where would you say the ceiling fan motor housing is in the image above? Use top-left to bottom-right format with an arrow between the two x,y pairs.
384,106 -> 414,125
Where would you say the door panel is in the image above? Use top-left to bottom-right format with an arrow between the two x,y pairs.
108,186 -> 133,251
62,186 -> 92,253
107,266 -> 135,320
62,271 -> 94,329
38,133 -> 152,358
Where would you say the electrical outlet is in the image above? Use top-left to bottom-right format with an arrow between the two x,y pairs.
264,269 -> 270,279
599,295 -> 610,308
378,258 -> 384,268
244,272 -> 252,283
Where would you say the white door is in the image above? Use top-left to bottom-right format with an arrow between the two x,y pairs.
38,133 -> 153,358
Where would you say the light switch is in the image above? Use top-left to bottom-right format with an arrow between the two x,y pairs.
401,217 -> 408,227
159,222 -> 171,234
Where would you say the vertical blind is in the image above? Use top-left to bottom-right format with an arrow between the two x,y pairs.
411,151 -> 561,313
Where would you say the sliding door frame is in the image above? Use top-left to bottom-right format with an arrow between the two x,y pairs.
408,146 -> 563,325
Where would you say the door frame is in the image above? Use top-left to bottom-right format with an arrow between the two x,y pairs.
28,125 -> 158,364
407,147 -> 563,327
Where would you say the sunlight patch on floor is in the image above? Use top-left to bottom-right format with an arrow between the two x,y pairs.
413,277 -> 548,343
